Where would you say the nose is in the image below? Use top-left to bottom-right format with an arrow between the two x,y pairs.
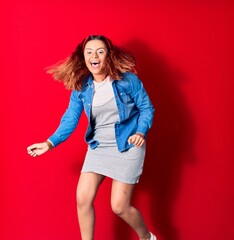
91,51 -> 98,58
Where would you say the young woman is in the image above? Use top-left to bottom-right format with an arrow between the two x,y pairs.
27,35 -> 156,240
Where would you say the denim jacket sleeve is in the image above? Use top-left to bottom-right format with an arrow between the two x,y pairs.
48,90 -> 83,147
128,73 -> 155,137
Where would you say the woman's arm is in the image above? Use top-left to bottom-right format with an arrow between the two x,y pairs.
48,90 -> 84,147
27,90 -> 84,157
123,73 -> 154,147
128,74 -> 155,137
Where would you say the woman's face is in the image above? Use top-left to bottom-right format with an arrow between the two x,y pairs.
84,39 -> 108,81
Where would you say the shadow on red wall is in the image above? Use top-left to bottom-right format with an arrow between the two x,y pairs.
113,39 -> 196,240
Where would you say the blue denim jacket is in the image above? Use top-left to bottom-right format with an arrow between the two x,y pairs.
48,72 -> 155,152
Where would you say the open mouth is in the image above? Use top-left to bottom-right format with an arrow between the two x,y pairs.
91,60 -> 100,68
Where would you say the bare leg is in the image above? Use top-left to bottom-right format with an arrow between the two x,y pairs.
111,180 -> 151,240
76,172 -> 105,240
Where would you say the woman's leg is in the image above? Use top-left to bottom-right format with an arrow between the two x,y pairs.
111,180 -> 151,240
76,172 -> 105,240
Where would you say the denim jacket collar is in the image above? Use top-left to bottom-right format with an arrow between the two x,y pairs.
82,74 -> 93,87
82,73 -> 121,88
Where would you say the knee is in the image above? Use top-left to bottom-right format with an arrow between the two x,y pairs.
76,190 -> 93,210
111,201 -> 127,216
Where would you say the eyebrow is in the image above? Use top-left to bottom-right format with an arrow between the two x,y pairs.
85,47 -> 106,50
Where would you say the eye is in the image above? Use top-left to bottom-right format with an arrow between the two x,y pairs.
98,50 -> 105,54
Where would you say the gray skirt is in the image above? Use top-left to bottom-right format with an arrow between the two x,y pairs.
81,143 -> 146,184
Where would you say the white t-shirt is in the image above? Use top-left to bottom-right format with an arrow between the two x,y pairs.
92,76 -> 114,106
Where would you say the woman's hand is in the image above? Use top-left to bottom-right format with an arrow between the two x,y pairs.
27,142 -> 50,157
127,133 -> 145,147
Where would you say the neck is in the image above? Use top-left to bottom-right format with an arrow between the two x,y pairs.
93,74 -> 107,82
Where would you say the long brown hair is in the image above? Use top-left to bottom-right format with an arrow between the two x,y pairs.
46,35 -> 137,90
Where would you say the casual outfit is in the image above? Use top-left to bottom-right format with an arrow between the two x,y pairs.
48,72 -> 154,184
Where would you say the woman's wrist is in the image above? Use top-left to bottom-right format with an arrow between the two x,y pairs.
136,132 -> 144,138
45,140 -> 54,151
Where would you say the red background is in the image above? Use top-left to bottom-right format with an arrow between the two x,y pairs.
1,1 -> 234,240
